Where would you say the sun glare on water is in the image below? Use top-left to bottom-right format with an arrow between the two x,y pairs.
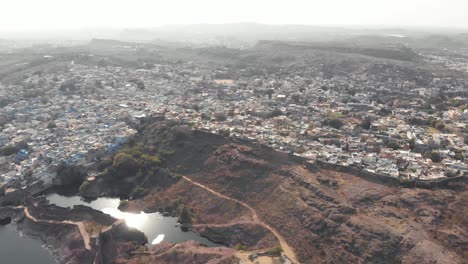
101,208 -> 149,229
152,234 -> 165,245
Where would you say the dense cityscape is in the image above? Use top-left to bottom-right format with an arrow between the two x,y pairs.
1,44 -> 467,191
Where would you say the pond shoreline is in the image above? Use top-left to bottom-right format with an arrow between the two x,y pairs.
45,193 -> 223,248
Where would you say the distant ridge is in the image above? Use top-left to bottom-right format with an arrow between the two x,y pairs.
253,40 -> 420,61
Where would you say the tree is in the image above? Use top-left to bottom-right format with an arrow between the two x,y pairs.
113,153 -> 139,173
291,93 -> 301,103
264,89 -> 274,99
137,81 -> 145,90
409,138 -> 416,150
426,152 -> 442,163
79,181 -> 90,192
1,145 -> 17,156
386,141 -> 400,150
55,164 -> 87,186
214,112 -> 227,121
322,118 -> 343,129
192,104 -> 200,111
131,187 -> 148,199
59,81 -> 77,92
178,205 -> 192,225
268,108 -> 283,118
47,122 -> 57,129
360,117 -> 372,130
94,80 -> 103,89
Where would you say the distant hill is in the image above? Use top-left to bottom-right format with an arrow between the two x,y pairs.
253,40 -> 421,61
89,38 -> 138,48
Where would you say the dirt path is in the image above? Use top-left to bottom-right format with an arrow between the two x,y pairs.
22,207 -> 91,250
182,176 -> 298,263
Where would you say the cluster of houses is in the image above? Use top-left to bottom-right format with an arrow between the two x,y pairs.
0,52 -> 467,189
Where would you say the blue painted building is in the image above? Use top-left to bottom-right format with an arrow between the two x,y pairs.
15,149 -> 29,163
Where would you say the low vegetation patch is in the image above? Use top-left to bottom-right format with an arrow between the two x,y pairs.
267,245 -> 283,256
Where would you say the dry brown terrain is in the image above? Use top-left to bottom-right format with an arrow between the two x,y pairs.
30,120 -> 464,264
123,120 -> 468,264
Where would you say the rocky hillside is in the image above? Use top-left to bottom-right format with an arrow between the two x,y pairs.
126,119 -> 467,264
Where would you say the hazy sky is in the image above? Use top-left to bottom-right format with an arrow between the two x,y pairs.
0,0 -> 467,31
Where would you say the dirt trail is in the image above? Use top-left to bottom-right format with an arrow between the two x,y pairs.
182,176 -> 298,263
22,206 -> 92,250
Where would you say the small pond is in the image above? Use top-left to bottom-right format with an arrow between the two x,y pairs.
45,194 -> 220,247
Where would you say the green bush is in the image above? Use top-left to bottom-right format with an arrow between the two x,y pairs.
445,171 -> 458,178
268,246 -> 283,256
119,200 -> 129,209
121,143 -> 145,158
141,154 -> 161,164
131,187 -> 149,199
399,177 -> 415,187
136,246 -> 147,253
113,153 -> 139,171
79,181 -> 90,192
234,243 -> 247,251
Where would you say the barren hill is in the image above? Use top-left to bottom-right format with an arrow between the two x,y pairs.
116,119 -> 467,264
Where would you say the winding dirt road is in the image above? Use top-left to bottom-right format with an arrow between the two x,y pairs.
21,206 -> 91,250
182,176 -> 298,263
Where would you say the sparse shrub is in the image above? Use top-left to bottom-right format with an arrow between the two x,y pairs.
141,154 -> 161,165
268,246 -> 283,256
234,243 -> 247,251
131,187 -> 149,199
136,246 -> 147,253
399,178 -> 414,187
171,173 -> 182,180
119,200 -> 129,209
159,149 -> 175,156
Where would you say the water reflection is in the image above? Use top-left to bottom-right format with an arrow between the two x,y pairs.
101,208 -> 150,229
45,194 -> 221,247
152,234 -> 165,245
0,224 -> 56,264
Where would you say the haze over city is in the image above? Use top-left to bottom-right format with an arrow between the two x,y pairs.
0,0 -> 468,32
